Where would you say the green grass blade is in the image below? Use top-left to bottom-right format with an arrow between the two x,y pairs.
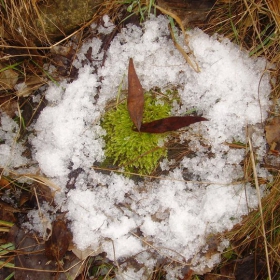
249,32 -> 275,56
228,4 -> 239,44
0,62 -> 22,73
0,261 -> 15,268
0,243 -> 15,256
4,272 -> 15,280
0,220 -> 14,227
31,60 -> 59,85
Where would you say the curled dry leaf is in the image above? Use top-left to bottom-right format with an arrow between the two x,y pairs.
135,116 -> 208,133
128,58 -> 144,131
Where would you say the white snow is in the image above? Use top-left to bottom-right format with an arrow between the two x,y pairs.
98,15 -> 116,35
0,113 -> 29,170
0,15 -> 272,278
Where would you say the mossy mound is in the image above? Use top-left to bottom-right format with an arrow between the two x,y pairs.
102,91 -> 175,175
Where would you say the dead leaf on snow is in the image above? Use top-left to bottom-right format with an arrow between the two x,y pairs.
135,116 -> 208,133
127,58 -> 144,131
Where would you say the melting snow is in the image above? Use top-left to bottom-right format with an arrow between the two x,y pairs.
0,15 -> 272,278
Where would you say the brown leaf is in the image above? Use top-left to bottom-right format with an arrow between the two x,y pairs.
10,225 -> 79,280
135,116 -> 208,133
265,117 -> 280,146
128,58 -> 144,131
15,76 -> 46,97
0,199 -> 18,223
0,66 -> 19,90
45,219 -> 73,261
0,95 -> 18,118
234,255 -> 267,280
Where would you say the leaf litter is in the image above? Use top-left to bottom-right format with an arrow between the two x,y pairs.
0,15 -> 273,279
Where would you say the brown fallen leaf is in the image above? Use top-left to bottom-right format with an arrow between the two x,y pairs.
0,65 -> 19,91
0,95 -> 18,118
0,199 -> 19,223
9,225 -> 79,280
134,116 -> 208,133
15,75 -> 46,97
128,58 -> 144,131
45,219 -> 73,261
265,117 -> 280,146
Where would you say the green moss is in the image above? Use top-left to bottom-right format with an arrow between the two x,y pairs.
101,91 -> 173,175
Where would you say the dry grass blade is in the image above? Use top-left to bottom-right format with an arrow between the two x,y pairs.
0,0 -> 122,50
91,165 -> 246,186
154,4 -> 200,72
0,0 -> 47,46
265,0 -> 280,29
1,167 -> 59,192
248,135 -> 271,280
21,174 -> 60,191
243,0 -> 268,56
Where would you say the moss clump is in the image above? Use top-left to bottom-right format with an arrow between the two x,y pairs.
102,92 -> 173,175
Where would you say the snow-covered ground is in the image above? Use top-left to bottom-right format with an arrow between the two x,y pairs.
0,15 -> 272,279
